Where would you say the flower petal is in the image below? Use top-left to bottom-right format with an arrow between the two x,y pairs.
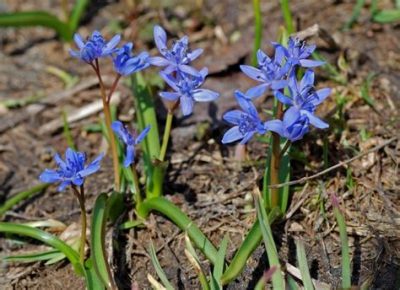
221,126 -> 243,144
79,153 -> 104,177
58,181 -> 71,192
223,110 -> 243,125
178,64 -> 200,76
160,72 -> 179,91
159,91 -> 180,101
39,169 -> 62,184
300,69 -> 315,91
73,34 -> 85,49
270,80 -> 287,90
136,126 -> 151,144
245,83 -> 269,99
299,59 -> 325,68
283,106 -> 300,127
187,48 -> 203,61
240,131 -> 255,144
313,88 -> 331,105
275,91 -> 293,106
148,56 -> 170,67
123,145 -> 135,167
302,110 -> 329,129
180,96 -> 194,116
192,89 -> 219,102
112,121 -> 129,144
154,25 -> 168,54
104,34 -> 121,52
235,90 -> 258,117
240,65 -> 265,82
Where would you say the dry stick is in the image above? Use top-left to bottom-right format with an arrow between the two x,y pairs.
269,136 -> 398,189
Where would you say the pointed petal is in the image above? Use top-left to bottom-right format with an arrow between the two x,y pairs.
256,49 -> 271,64
240,65 -> 265,82
300,70 -> 315,91
235,90 -> 258,117
79,153 -> 104,177
54,153 -> 67,171
303,111 -> 329,129
58,181 -> 71,192
160,72 -> 179,91
39,169 -> 61,184
271,80 -> 288,90
299,59 -> 325,68
245,83 -> 269,99
111,121 -> 129,144
123,145 -> 134,167
223,110 -> 243,125
154,25 -> 168,54
178,64 -> 200,76
180,96 -> 194,116
192,89 -> 219,102
105,34 -> 121,51
264,120 -> 285,136
73,33 -> 85,49
136,126 -> 151,144
275,91 -> 293,106
148,56 -> 170,66
283,106 -> 301,127
187,48 -> 203,61
313,88 -> 331,105
221,126 -> 243,144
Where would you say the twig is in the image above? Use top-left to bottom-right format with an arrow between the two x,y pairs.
270,136 -> 398,189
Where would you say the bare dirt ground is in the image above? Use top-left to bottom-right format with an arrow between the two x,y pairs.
0,0 -> 399,289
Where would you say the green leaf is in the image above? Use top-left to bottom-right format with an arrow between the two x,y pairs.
255,195 -> 285,289
84,258 -> 106,290
138,197 -> 218,264
68,0 -> 89,33
0,222 -> 83,274
343,0 -> 366,30
0,11 -> 72,41
213,234 -> 229,286
373,9 -> 400,23
91,193 -> 114,289
149,241 -> 175,290
184,235 -> 210,290
4,249 -> 62,263
0,183 -> 49,218
295,240 -> 314,290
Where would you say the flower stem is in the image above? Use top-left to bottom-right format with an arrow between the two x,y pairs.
72,185 -> 86,265
131,163 -> 142,208
92,60 -> 120,191
159,111 -> 174,162
270,102 -> 284,208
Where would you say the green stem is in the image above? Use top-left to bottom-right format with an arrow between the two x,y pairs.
252,0 -> 262,66
0,183 -> 49,217
72,185 -> 87,265
280,0 -> 295,34
159,111 -> 174,162
137,197 -> 218,264
220,208 -> 280,285
92,61 -> 120,192
270,102 -> 283,208
131,163 -> 142,208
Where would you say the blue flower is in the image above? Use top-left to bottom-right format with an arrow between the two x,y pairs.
149,25 -> 202,76
159,68 -> 219,116
240,48 -> 289,98
265,107 -> 310,142
222,90 -> 267,144
70,31 -> 121,63
274,69 -> 331,129
111,121 -> 150,167
113,42 -> 150,76
39,148 -> 104,191
273,37 -> 324,68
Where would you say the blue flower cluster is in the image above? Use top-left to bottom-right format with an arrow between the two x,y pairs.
151,25 -> 219,116
222,37 -> 330,144
70,31 -> 150,76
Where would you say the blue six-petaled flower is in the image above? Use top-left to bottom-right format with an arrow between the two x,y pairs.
159,68 -> 219,116
39,148 -> 104,191
273,37 -> 325,68
240,48 -> 289,99
70,31 -> 121,64
111,121 -> 150,167
274,69 -> 331,129
149,25 -> 203,76
113,42 -> 151,76
222,90 -> 267,144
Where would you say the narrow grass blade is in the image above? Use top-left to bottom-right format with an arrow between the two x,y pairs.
84,258 -> 106,290
149,241 -> 174,290
254,266 -> 277,290
343,0 -> 366,30
332,194 -> 351,289
184,235 -> 209,290
213,234 -> 229,287
254,194 -> 285,289
295,240 -> 314,290
0,222 -> 82,274
280,0 -> 295,33
138,197 -> 218,264
0,11 -> 71,40
3,249 -> 61,263
312,52 -> 347,85
0,183 -> 49,218
119,219 -> 143,230
220,208 -> 280,285
91,193 -> 114,289
373,9 -> 400,23
68,0 -> 89,33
